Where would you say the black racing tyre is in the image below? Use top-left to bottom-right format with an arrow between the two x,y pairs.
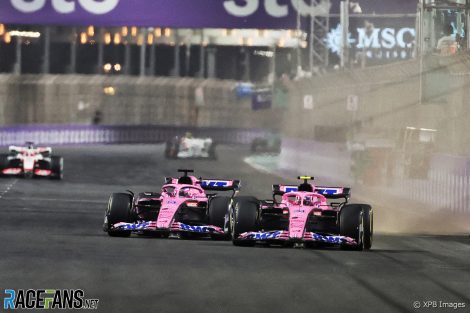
208,142 -> 217,160
104,193 -> 133,237
227,196 -> 258,237
340,204 -> 373,251
362,205 -> 373,250
164,140 -> 178,159
250,139 -> 264,153
208,196 -> 231,228
164,141 -> 171,159
0,154 -> 9,177
49,156 -> 63,180
231,196 -> 259,246
208,196 -> 231,240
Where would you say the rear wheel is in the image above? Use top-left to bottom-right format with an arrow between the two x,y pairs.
50,156 -> 63,180
104,193 -> 133,237
231,196 -> 259,246
208,142 -> 217,160
208,196 -> 231,240
363,206 -> 373,250
164,140 -> 178,159
340,204 -> 372,250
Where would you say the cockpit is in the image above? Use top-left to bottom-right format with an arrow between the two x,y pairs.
178,186 -> 204,198
284,193 -> 325,207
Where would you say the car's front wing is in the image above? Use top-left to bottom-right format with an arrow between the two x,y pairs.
237,231 -> 357,245
2,168 -> 52,177
111,221 -> 224,234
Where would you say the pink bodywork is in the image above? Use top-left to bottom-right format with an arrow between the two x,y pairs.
282,191 -> 329,239
112,175 -> 227,234
238,184 -> 356,244
156,183 -> 208,229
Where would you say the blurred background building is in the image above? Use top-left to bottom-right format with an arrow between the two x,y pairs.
0,0 -> 418,81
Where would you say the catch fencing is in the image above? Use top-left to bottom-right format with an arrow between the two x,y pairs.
0,125 -> 271,146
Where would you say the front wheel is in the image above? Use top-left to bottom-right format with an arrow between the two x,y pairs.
208,196 -> 231,240
164,140 -> 179,159
339,204 -> 373,250
0,154 -> 9,177
208,142 -> 217,160
104,193 -> 133,237
231,196 -> 259,246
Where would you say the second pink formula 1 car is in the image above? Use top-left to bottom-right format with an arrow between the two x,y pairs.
103,169 -> 239,239
230,176 -> 373,250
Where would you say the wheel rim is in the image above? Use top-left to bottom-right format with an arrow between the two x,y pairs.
358,212 -> 364,249
224,201 -> 232,233
230,204 -> 238,239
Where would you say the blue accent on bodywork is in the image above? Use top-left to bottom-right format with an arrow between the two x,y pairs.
116,222 -> 150,230
316,189 -> 338,195
179,223 -> 216,233
312,234 -> 344,244
285,187 -> 298,192
201,180 -> 229,187
246,231 -> 282,240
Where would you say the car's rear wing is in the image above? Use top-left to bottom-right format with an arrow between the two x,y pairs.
8,145 -> 52,154
315,187 -> 350,199
200,179 -> 240,191
272,185 -> 300,195
272,184 -> 350,199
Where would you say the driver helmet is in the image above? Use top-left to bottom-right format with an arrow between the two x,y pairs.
304,196 -> 312,206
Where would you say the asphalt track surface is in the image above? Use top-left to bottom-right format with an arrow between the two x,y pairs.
0,145 -> 469,313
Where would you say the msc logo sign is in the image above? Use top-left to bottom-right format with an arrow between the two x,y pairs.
10,0 -> 119,15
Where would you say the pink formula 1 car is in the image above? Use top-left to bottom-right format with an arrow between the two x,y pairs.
103,169 -> 240,239
0,142 -> 63,179
230,176 -> 373,250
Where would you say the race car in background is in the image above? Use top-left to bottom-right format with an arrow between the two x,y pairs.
0,142 -> 63,179
250,133 -> 281,154
103,169 -> 240,239
165,133 -> 216,159
229,176 -> 373,250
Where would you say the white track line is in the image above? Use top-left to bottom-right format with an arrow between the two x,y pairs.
0,179 -> 18,199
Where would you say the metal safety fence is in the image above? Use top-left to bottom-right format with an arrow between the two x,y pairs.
0,125 -> 270,146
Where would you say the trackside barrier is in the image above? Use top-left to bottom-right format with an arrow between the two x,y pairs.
280,138 -> 470,214
0,125 -> 270,146
390,155 -> 470,214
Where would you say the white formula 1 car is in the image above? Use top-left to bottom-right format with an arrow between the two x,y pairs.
0,142 -> 63,179
165,134 -> 216,159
